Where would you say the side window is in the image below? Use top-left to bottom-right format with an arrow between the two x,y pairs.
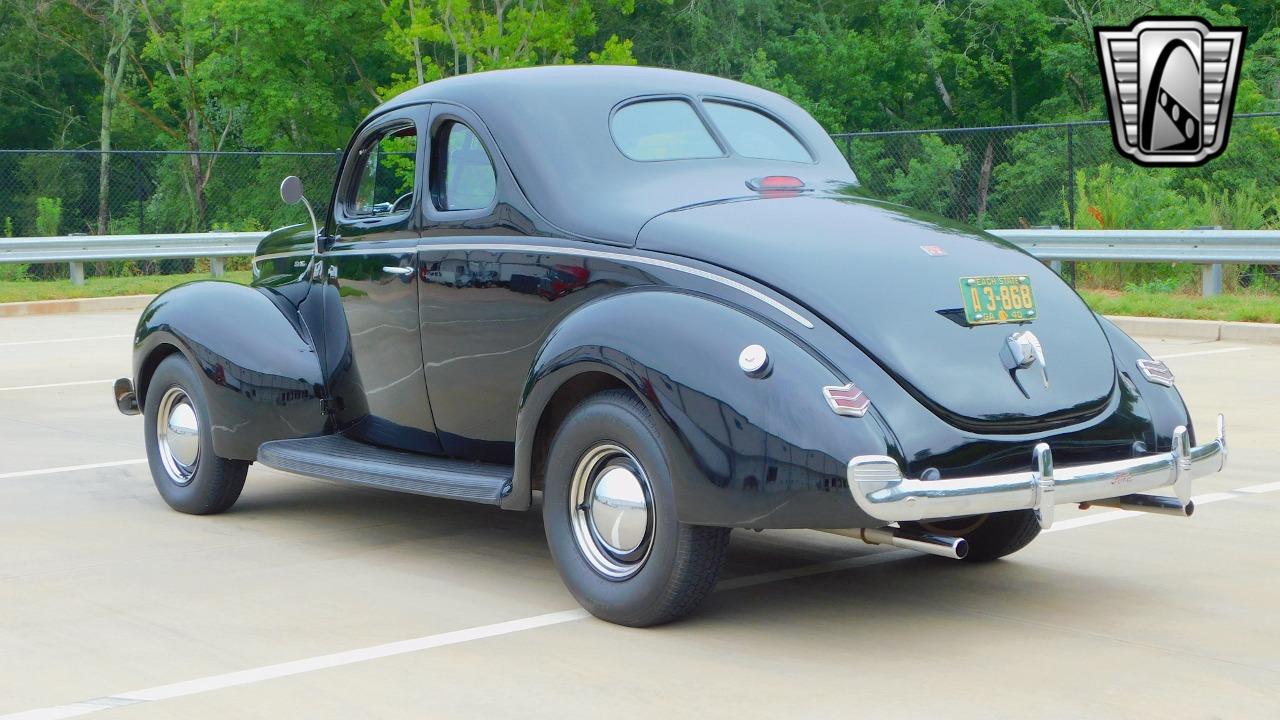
611,99 -> 722,161
702,101 -> 812,163
345,121 -> 418,217
431,121 -> 496,211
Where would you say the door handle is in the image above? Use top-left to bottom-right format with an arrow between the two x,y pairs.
382,266 -> 414,276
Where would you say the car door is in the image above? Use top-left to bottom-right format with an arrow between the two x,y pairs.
416,105 -> 653,463
323,104 -> 442,455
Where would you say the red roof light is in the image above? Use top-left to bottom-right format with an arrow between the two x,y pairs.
747,175 -> 807,192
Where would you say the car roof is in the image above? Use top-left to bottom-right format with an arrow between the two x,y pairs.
371,66 -> 857,245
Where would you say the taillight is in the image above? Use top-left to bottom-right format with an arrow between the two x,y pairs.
823,382 -> 871,417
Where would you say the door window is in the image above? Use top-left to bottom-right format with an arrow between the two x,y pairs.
344,122 -> 418,217
431,122 -> 497,211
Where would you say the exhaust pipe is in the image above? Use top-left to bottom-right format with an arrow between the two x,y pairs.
1080,494 -> 1194,518
823,526 -> 968,560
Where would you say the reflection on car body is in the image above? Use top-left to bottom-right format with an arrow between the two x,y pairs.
115,66 -> 1227,628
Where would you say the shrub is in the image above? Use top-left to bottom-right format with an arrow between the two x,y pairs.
35,197 -> 62,237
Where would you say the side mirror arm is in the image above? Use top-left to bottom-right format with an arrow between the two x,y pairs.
279,175 -> 322,254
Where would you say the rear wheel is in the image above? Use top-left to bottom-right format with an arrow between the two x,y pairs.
542,390 -> 730,627
900,509 -> 1041,562
143,355 -> 249,515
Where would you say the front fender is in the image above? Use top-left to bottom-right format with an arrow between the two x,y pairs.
512,289 -> 893,528
132,280 -> 327,460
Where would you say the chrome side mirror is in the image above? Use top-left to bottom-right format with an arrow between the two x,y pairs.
279,175 -> 320,253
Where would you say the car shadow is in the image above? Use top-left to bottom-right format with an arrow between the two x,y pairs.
229,471 -> 1133,630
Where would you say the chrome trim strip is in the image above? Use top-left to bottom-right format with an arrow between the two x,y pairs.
416,243 -> 815,329
320,247 -> 418,257
847,414 -> 1227,527
253,250 -> 312,264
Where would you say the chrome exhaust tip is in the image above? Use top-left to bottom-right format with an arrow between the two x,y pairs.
1080,494 -> 1195,517
860,527 -> 969,560
821,526 -> 968,560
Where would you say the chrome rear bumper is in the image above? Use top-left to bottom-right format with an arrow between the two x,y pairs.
847,415 -> 1226,529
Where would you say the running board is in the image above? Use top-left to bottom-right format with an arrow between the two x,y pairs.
257,435 -> 512,505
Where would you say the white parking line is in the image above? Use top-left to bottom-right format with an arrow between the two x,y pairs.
0,460 -> 147,480
0,335 -> 131,348
4,481 -> 1276,720
0,379 -> 116,392
1153,346 -> 1252,360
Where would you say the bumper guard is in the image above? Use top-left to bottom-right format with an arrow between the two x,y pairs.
848,415 -> 1226,530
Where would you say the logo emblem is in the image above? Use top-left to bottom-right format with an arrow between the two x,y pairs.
1095,17 -> 1246,166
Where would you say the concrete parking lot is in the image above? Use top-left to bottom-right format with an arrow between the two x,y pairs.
1,309 -> 1277,719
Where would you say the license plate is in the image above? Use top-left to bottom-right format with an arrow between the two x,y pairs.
959,275 -> 1037,325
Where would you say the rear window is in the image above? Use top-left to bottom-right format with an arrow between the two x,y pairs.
611,100 -> 722,161
703,101 -> 811,162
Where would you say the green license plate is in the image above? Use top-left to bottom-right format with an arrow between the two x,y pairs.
959,275 -> 1037,325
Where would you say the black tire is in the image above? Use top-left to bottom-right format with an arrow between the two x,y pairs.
902,509 -> 1041,562
143,354 -> 249,515
542,390 -> 731,627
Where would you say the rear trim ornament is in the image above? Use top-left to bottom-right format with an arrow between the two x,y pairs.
1136,358 -> 1175,386
823,382 -> 870,417
1001,330 -> 1049,392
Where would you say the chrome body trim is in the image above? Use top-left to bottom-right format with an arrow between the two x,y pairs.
253,243 -> 815,329
847,414 -> 1226,527
1136,358 -> 1176,387
253,250 -> 312,264
416,243 -> 815,329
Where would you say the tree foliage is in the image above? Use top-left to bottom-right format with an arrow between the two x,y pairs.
0,0 -> 1277,247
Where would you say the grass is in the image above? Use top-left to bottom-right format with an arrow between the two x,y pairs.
1079,288 -> 1280,324
0,271 -> 252,303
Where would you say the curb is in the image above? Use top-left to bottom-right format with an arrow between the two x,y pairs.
0,294 -> 156,318
1106,315 -> 1280,344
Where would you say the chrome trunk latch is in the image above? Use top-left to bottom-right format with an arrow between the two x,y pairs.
1002,330 -> 1049,396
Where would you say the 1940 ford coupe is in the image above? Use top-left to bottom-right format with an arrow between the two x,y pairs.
114,66 -> 1227,626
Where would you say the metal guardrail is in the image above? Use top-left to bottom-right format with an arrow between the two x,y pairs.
2,229 -> 1278,294
0,232 -> 264,284
990,228 -> 1280,296
989,229 -> 1280,263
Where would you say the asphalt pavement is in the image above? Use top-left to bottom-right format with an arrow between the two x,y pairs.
1,309 -> 1277,719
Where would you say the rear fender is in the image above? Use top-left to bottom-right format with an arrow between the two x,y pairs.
1095,314 -> 1193,447
511,289 -> 892,528
132,280 -> 327,460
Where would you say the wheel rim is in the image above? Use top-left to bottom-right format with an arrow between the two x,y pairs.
155,386 -> 200,486
570,442 -> 655,580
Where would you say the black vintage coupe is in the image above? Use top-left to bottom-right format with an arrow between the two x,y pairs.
114,66 -> 1227,626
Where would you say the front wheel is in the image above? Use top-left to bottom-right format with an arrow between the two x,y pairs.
542,390 -> 730,627
143,355 -> 249,515
900,509 -> 1041,562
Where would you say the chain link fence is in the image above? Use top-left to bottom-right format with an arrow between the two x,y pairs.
2,113 -> 1279,292
0,149 -> 338,281
835,112 -> 1280,292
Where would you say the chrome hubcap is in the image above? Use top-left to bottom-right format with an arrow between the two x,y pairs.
570,443 -> 654,580
156,387 -> 200,485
